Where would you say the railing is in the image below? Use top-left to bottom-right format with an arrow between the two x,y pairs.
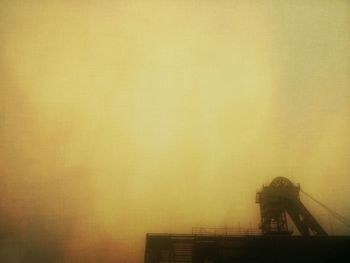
191,226 -> 261,236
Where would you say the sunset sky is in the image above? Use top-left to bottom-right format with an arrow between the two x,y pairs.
1,1 -> 350,262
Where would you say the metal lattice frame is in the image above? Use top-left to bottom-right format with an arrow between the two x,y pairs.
256,177 -> 327,236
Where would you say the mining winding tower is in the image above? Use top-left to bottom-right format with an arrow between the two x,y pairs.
144,177 -> 350,262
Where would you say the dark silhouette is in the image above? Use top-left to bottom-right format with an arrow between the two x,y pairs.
144,177 -> 350,263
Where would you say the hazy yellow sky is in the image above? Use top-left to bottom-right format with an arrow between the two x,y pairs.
1,1 -> 350,262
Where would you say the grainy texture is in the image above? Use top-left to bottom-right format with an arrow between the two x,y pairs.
1,1 -> 349,262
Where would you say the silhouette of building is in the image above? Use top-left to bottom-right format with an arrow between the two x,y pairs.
144,177 -> 350,263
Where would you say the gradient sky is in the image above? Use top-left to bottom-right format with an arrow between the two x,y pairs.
1,1 -> 350,262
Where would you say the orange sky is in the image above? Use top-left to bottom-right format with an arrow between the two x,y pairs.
1,1 -> 350,262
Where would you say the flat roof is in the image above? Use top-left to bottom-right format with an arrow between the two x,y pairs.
145,234 -> 350,263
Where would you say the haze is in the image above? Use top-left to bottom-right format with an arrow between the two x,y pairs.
1,1 -> 350,262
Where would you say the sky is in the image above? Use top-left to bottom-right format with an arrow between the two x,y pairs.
1,0 -> 350,262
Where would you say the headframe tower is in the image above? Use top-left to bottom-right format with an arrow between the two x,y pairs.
256,177 -> 327,236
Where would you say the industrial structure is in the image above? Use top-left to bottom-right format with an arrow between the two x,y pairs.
257,177 -> 327,236
144,177 -> 350,262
